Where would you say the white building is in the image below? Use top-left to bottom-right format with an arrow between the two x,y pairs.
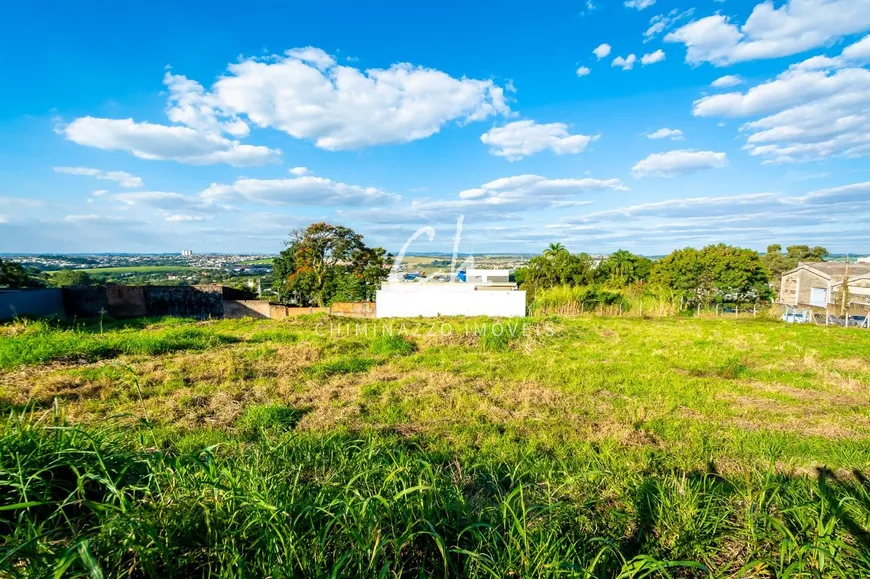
376,281 -> 526,318
181,249 -> 193,257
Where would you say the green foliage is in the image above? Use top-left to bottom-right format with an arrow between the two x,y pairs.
763,243 -> 830,286
521,244 -> 595,297
595,249 -> 653,287
0,259 -> 42,288
369,334 -> 416,356
651,244 -> 772,306
47,269 -> 95,288
306,356 -> 377,378
0,321 -> 235,368
237,403 -> 304,435
2,417 -> 870,577
273,222 -> 391,306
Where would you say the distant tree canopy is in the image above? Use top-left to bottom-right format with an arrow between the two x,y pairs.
0,259 -> 44,289
650,244 -> 772,305
762,243 -> 829,281
595,249 -> 652,288
516,244 -> 595,297
273,223 -> 391,306
519,244 -> 772,307
48,270 -> 95,288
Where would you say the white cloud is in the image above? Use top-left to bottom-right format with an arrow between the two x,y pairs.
207,47 -> 510,150
63,117 -> 280,166
593,43 -> 612,59
199,176 -> 399,206
646,128 -> 684,140
711,75 -> 744,88
288,166 -> 311,176
612,54 -> 637,70
480,120 -> 599,161
342,174 -> 628,224
644,9 -> 695,41
632,149 -> 728,177
164,72 -> 250,138
53,166 -> 144,188
576,66 -> 591,77
693,38 -> 870,163
165,214 -> 210,222
641,49 -> 666,65
625,0 -> 655,10
665,0 -> 870,66
112,191 -> 228,215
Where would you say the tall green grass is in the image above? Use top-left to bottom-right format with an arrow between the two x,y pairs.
2,415 -> 870,578
531,285 -> 688,317
0,319 -> 236,369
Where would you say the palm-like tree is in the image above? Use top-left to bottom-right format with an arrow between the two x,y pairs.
543,242 -> 568,258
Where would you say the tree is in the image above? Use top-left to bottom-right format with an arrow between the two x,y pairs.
651,244 -> 771,306
763,243 -> 829,296
521,247 -> 594,296
0,259 -> 33,288
595,250 -> 652,287
48,270 -> 94,288
272,223 -> 391,306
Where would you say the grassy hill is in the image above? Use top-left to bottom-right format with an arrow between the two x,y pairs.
1,315 -> 869,576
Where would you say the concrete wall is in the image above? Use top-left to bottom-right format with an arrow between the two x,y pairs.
377,286 -> 526,318
62,285 -> 233,319
331,301 -> 376,318
781,269 -> 830,306
224,300 -> 271,319
0,289 -> 65,320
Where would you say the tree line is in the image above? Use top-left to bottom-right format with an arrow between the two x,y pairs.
515,243 -> 831,309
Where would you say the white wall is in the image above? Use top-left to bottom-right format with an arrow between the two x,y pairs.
377,288 -> 526,318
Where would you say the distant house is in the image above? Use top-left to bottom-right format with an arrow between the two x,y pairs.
780,262 -> 870,311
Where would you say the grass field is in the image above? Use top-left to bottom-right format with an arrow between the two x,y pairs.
47,265 -> 196,274
2,315 -> 870,576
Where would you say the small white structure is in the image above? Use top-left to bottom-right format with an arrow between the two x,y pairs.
462,269 -> 510,283
376,282 -> 526,318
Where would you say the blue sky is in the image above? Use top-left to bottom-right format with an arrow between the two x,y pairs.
2,0 -> 869,255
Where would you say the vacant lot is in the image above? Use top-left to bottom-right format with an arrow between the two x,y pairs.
2,315 -> 869,577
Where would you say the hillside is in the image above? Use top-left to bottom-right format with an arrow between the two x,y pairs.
2,315 -> 870,576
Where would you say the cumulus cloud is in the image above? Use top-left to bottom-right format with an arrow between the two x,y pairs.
625,0 -> 655,10
641,49 -> 666,65
665,0 -> 870,66
576,66 -> 591,77
62,117 -> 280,166
206,47 -> 510,150
288,166 -> 311,176
480,120 -> 599,161
711,75 -> 744,88
693,37 -> 870,163
199,176 -> 399,207
645,128 -> 684,140
53,166 -> 143,188
593,43 -> 612,59
62,47 -> 510,165
612,54 -> 637,70
632,149 -> 728,177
